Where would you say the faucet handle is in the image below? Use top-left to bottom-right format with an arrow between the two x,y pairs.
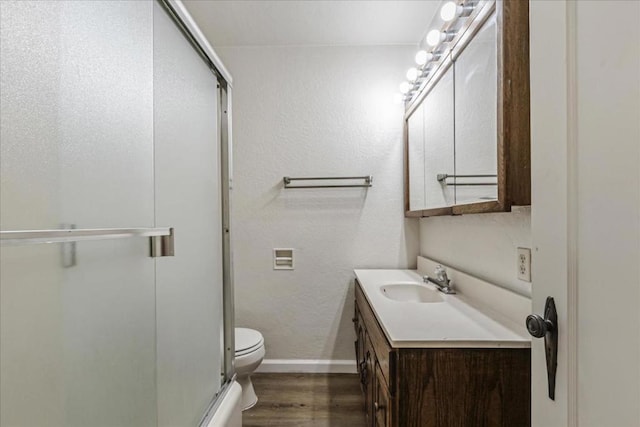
434,265 -> 456,294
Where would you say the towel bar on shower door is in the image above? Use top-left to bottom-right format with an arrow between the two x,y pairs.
0,227 -> 175,257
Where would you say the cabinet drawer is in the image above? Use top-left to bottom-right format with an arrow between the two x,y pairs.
355,279 -> 396,394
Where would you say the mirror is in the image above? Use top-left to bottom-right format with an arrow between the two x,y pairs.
454,14 -> 497,204
407,103 -> 425,211
407,65 -> 455,212
405,12 -> 500,214
424,65 -> 455,210
406,65 -> 454,212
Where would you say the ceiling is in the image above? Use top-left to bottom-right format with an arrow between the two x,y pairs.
182,0 -> 440,47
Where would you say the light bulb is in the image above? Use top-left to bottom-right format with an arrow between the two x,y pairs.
415,50 -> 428,65
416,51 -> 437,66
406,67 -> 419,82
440,1 -> 459,22
399,81 -> 412,94
426,29 -> 443,47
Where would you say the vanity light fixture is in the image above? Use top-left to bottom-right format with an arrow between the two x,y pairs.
398,2 -> 470,102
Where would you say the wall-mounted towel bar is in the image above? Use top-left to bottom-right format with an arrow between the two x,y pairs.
436,173 -> 497,186
0,227 -> 175,257
283,176 -> 373,189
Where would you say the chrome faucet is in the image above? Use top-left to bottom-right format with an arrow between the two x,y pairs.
423,265 -> 456,294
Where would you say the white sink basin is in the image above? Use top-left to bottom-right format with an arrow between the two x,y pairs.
380,283 -> 444,303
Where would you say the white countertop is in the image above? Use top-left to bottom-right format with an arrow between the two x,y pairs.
354,269 -> 531,348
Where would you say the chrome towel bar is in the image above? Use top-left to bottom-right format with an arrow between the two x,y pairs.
0,228 -> 175,257
283,175 -> 373,189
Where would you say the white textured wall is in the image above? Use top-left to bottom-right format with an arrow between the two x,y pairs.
420,207 -> 532,296
218,45 -> 419,360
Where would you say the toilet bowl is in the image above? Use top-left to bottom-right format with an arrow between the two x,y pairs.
234,327 -> 265,410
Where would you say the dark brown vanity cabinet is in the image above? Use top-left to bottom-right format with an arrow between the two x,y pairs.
353,279 -> 531,427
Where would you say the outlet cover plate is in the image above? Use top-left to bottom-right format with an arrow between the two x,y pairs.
517,247 -> 531,282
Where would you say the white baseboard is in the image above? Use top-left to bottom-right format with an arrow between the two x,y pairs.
255,359 -> 357,374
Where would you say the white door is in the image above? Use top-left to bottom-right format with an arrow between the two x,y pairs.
530,1 -> 640,426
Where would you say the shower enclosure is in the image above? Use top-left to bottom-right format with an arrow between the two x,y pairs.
0,1 -> 234,426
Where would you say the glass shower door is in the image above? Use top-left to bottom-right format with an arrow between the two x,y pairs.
0,1 -> 156,426
153,2 -> 225,426
1,1 -> 228,426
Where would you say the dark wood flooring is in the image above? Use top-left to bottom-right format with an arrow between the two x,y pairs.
242,373 -> 366,427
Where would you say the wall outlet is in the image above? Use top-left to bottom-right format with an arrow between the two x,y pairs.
517,247 -> 531,282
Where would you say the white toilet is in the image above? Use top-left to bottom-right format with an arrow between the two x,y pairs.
234,327 -> 265,410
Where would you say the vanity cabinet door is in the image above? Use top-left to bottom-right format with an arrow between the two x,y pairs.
354,302 -> 368,397
356,325 -> 366,393
374,362 -> 391,427
353,304 -> 361,370
364,333 -> 376,425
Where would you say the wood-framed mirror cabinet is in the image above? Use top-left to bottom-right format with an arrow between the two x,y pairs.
403,0 -> 530,218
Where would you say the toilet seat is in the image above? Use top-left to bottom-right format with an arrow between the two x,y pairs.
235,328 -> 264,357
